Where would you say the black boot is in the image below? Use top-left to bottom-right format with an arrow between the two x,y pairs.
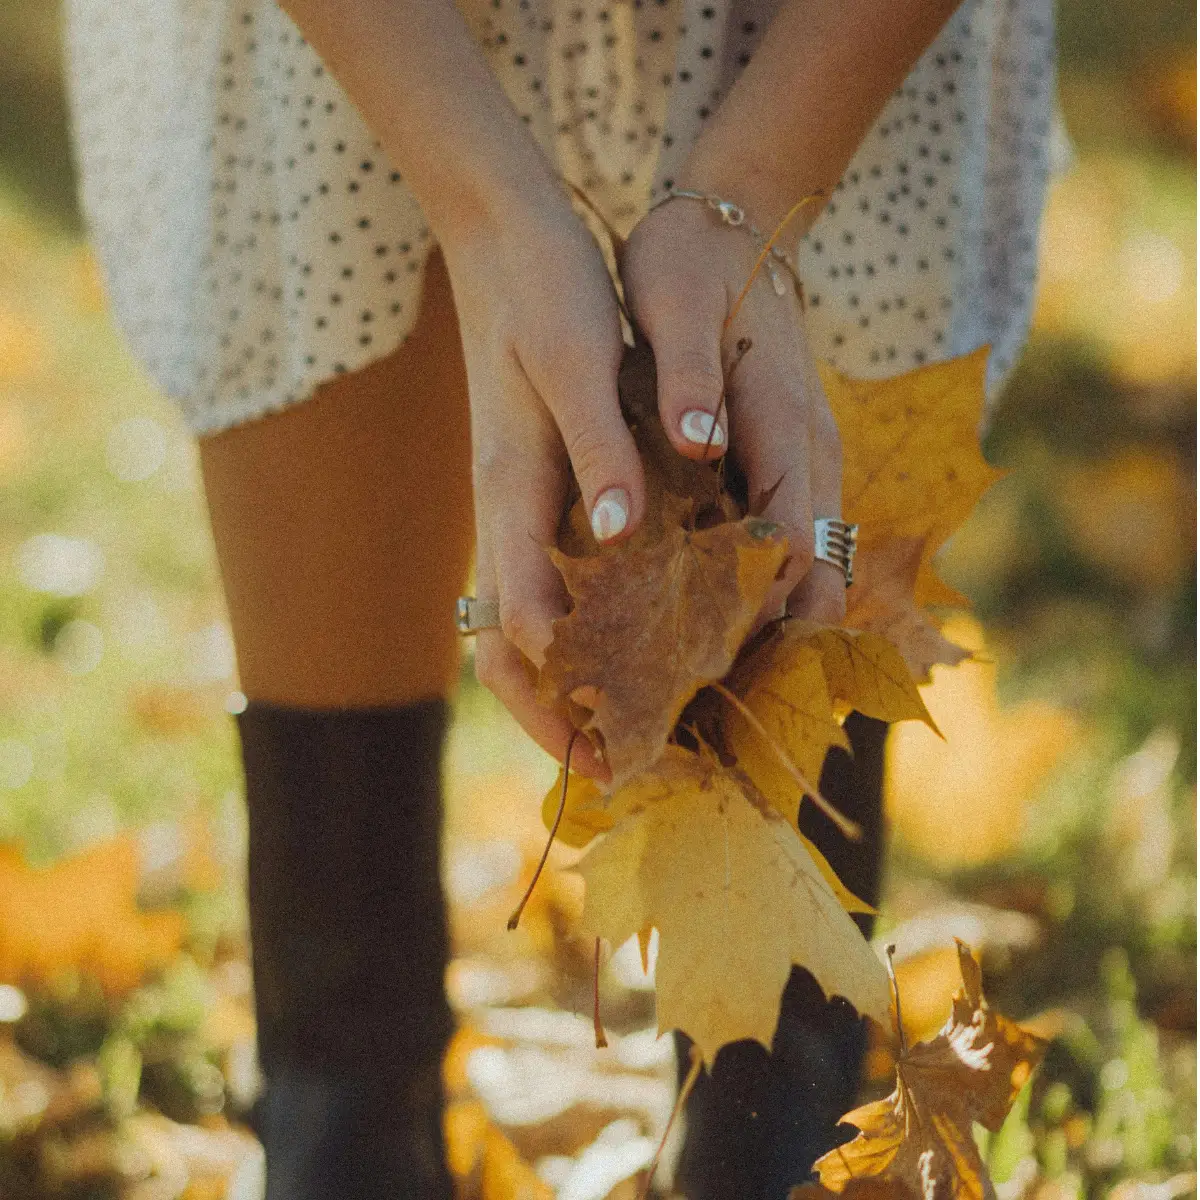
236,700 -> 455,1200
674,713 -> 888,1200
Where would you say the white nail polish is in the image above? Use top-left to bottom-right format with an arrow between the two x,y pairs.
680,409 -> 725,448
591,488 -> 629,541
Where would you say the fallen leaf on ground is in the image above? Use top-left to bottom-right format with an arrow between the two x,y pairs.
576,748 -> 890,1062
0,837 -> 184,995
481,1126 -> 555,1200
811,940 -> 1047,1200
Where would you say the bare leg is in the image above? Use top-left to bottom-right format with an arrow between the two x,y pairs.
198,252 -> 473,1199
199,249 -> 473,710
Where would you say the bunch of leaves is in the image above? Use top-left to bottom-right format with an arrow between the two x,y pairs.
792,940 -> 1048,1200
524,299 -> 1005,1061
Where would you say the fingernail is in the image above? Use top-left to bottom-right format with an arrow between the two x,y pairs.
591,488 -> 629,541
680,409 -> 725,448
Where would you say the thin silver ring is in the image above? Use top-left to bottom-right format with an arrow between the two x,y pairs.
455,596 -> 500,636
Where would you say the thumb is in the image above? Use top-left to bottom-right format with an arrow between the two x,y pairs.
637,287 -> 729,462
541,358 -> 647,545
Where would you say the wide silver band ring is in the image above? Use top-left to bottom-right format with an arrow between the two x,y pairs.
813,517 -> 858,588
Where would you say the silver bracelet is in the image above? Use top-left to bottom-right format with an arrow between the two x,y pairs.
648,186 -> 803,298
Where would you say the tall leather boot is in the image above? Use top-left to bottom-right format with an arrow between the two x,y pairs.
236,700 -> 454,1200
675,713 -> 888,1200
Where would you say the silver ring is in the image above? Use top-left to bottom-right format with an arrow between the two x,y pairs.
813,518 -> 858,587
455,596 -> 501,636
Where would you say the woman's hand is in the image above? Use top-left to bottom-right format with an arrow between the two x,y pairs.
441,200 -> 645,778
621,195 -> 848,626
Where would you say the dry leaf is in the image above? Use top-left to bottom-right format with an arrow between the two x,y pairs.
0,837 -> 184,995
724,631 -> 850,825
481,1126 -> 555,1200
541,772 -> 614,849
793,624 -> 939,732
793,1177 -> 919,1200
541,768 -> 680,849
845,538 -> 972,683
813,940 -> 1047,1200
541,506 -> 788,787
577,748 -> 890,1062
822,348 -> 1005,610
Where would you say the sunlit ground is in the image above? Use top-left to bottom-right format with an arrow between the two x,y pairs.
0,17 -> 1193,1200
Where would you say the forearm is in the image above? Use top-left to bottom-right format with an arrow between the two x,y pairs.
682,0 -> 962,233
277,0 -> 562,244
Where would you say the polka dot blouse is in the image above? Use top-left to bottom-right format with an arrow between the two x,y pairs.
63,0 -> 1055,437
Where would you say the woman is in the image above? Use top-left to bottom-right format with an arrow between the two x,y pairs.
63,0 -> 1054,1195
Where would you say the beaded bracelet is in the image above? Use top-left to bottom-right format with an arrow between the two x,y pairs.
648,186 -> 804,298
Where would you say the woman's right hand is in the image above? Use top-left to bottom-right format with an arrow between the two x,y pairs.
440,200 -> 645,777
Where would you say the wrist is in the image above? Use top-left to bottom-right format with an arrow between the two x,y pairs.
423,144 -> 570,255
676,142 -> 824,246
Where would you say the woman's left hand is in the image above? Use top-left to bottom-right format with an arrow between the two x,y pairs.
621,193 -> 847,626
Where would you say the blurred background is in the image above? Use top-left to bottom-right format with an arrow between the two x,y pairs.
0,2 -> 1194,1197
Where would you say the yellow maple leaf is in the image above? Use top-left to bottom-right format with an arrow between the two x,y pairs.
844,537 -> 972,683
576,748 -> 890,1063
724,632 -> 850,825
794,623 -> 939,733
821,348 -> 1004,609
541,771 -> 614,849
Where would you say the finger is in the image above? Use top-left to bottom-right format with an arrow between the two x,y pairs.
729,353 -> 816,621
474,531 -> 607,778
633,279 -> 729,462
787,373 -> 846,625
477,419 -> 570,665
473,630 -> 608,777
527,343 -> 646,545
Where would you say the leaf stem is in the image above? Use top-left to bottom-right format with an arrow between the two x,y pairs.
640,1043 -> 703,1200
593,936 -> 608,1049
722,192 -> 825,335
886,943 -> 908,1055
710,681 -> 861,841
703,336 -> 755,461
507,730 -> 578,931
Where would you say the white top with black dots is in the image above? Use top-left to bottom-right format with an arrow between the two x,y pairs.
63,0 -> 1054,436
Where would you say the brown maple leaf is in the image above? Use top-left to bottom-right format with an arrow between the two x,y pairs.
844,537 -> 972,684
811,940 -> 1047,1200
539,501 -> 789,787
